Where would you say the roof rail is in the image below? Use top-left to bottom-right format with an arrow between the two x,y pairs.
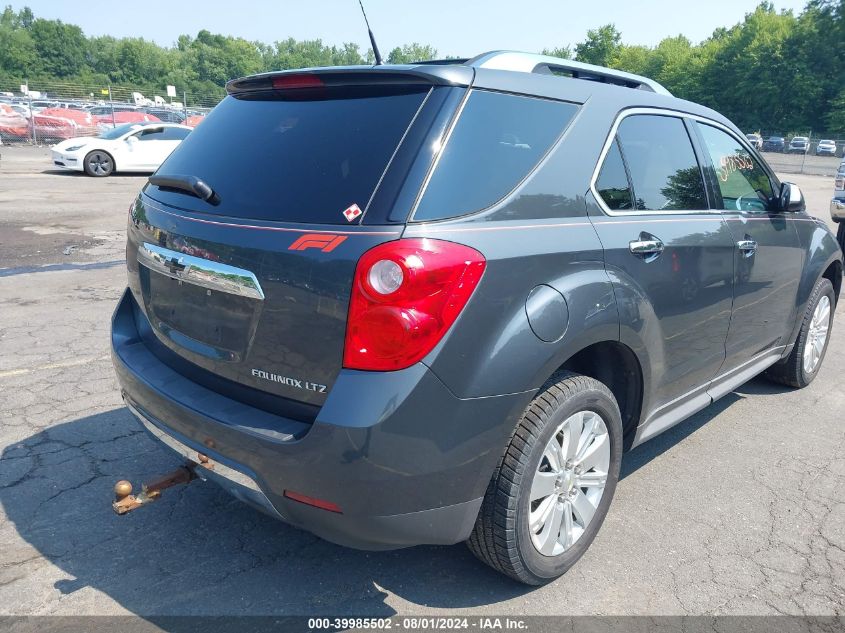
466,51 -> 672,96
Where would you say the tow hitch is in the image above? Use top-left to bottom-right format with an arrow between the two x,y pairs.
112,457 -> 212,515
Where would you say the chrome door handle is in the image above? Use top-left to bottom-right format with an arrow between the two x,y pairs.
737,239 -> 758,257
629,239 -> 665,256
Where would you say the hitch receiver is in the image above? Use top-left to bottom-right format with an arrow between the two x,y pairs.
112,464 -> 197,515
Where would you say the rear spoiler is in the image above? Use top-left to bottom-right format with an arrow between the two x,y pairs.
227,66 -> 474,96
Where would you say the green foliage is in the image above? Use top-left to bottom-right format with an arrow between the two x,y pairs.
574,24 -> 621,66
2,2 -> 845,134
544,1 -> 845,135
386,43 -> 438,64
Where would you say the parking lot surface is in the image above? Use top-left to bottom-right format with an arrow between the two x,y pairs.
1,147 -> 844,617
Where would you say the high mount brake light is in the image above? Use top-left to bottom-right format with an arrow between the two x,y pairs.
271,74 -> 325,90
343,238 -> 486,371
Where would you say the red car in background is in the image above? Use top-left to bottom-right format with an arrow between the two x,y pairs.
0,103 -> 29,141
94,110 -> 161,131
31,108 -> 98,142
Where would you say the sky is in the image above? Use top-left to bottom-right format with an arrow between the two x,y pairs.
8,0 -> 811,54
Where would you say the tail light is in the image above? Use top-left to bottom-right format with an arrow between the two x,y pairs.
343,238 -> 486,371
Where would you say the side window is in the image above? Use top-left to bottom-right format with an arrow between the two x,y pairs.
136,127 -> 166,141
595,138 -> 635,211
696,123 -> 774,212
414,90 -> 578,221
160,127 -> 190,141
616,114 -> 708,211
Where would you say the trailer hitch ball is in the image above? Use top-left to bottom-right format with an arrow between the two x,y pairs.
114,480 -> 133,500
111,466 -> 196,515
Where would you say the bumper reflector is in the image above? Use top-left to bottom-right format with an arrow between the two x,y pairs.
284,490 -> 342,513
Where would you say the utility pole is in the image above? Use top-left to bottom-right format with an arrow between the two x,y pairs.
109,85 -> 116,128
26,80 -> 37,145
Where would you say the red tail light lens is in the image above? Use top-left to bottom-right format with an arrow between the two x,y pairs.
344,238 -> 486,371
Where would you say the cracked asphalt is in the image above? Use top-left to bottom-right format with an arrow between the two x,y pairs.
1,146 -> 844,617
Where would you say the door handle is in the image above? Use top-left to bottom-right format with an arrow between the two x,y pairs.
737,238 -> 758,257
629,238 -> 665,259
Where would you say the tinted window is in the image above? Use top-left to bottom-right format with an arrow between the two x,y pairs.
151,86 -> 429,224
135,127 -> 166,141
617,115 -> 707,211
595,139 -> 634,211
697,123 -> 774,212
414,90 -> 578,221
160,127 -> 190,141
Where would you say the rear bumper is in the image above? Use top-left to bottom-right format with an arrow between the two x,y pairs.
111,289 -> 531,549
832,198 -> 845,222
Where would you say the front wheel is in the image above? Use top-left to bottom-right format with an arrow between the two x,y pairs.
83,150 -> 114,177
467,372 -> 623,585
765,277 -> 835,388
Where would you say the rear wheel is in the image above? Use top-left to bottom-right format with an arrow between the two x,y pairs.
765,277 -> 835,388
83,150 -> 114,177
467,372 -> 622,585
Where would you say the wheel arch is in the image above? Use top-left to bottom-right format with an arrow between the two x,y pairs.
542,340 -> 645,451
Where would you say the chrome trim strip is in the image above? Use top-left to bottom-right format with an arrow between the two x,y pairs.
139,242 -> 265,300
588,107 -> 768,218
126,401 -> 262,493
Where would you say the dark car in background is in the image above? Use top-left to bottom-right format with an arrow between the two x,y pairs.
111,51 -> 843,585
763,135 -> 785,152
142,107 -> 187,123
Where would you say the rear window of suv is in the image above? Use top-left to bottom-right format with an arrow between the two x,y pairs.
413,90 -> 578,221
147,85 -> 430,224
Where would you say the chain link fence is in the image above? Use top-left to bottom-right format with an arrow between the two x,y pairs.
746,132 -> 844,176
0,79 -> 224,145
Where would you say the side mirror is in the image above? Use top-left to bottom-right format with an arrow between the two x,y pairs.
126,135 -> 138,145
779,182 -> 806,213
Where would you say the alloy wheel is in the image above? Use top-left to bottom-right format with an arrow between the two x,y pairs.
529,410 -> 610,556
803,295 -> 831,374
88,152 -> 111,176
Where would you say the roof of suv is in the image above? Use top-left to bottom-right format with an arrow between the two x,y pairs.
227,50 -> 735,132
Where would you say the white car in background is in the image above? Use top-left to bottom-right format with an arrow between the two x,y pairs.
815,139 -> 837,156
51,122 -> 192,177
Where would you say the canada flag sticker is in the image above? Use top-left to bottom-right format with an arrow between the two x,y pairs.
342,203 -> 362,222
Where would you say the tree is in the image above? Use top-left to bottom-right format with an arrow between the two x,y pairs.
541,46 -> 572,59
574,24 -> 621,66
386,43 -> 437,64
29,18 -> 86,76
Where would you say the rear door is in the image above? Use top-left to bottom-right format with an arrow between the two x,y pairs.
692,121 -> 803,376
127,77 -> 460,408
588,111 -> 735,434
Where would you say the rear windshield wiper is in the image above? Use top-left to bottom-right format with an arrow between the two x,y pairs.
148,174 -> 220,205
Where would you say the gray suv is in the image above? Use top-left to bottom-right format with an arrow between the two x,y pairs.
111,51 -> 843,585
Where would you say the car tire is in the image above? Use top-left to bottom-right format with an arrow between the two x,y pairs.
467,372 -> 623,585
837,223 -> 845,254
83,150 -> 114,177
765,277 -> 835,388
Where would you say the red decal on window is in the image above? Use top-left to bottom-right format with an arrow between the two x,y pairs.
342,204 -> 362,222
